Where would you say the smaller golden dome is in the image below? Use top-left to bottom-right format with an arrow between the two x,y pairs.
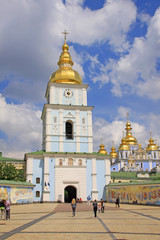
124,121 -> 138,145
118,137 -> 130,151
110,144 -> 117,158
146,137 -> 159,151
98,140 -> 107,155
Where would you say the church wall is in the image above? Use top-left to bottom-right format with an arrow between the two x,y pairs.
111,164 -> 119,171
96,160 -> 105,200
63,141 -> 76,152
80,142 -> 88,152
54,166 -> 86,202
86,159 -> 92,198
33,159 -> 44,202
49,158 -> 55,201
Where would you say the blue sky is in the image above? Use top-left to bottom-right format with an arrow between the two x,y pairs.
0,0 -> 160,158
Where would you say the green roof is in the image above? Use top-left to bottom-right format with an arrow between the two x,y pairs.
108,179 -> 160,186
111,171 -> 137,179
26,150 -> 110,157
111,171 -> 160,180
0,180 -> 34,186
0,154 -> 24,162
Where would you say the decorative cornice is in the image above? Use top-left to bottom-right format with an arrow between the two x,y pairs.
41,104 -> 94,120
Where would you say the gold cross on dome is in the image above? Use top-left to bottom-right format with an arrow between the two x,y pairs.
127,112 -> 129,121
150,131 -> 152,137
62,30 -> 69,41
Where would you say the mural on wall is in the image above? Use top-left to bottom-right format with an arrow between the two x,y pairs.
107,184 -> 160,205
0,186 -> 10,200
0,186 -> 33,203
11,187 -> 33,203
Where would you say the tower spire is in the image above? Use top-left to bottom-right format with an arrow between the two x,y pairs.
62,30 -> 69,42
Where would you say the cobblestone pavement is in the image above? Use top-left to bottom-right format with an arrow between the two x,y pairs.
0,203 -> 160,240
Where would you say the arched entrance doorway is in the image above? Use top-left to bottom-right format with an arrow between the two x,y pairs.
64,185 -> 76,203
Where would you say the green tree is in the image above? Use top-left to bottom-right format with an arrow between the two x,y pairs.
0,162 -> 25,181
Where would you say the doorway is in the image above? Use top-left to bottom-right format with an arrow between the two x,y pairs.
64,185 -> 76,203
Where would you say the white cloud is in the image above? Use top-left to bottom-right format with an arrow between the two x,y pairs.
0,95 -> 42,158
0,0 -> 137,103
91,7 -> 160,100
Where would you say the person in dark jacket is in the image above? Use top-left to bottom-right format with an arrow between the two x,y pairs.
115,196 -> 120,208
93,199 -> 98,217
0,199 -> 6,220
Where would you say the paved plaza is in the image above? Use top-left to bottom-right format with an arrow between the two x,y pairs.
0,202 -> 160,240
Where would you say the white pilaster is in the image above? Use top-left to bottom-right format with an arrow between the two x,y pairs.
149,160 -> 152,171
105,158 -> 111,185
46,109 -> 51,152
91,158 -> 98,200
43,157 -> 50,201
59,109 -> 63,152
26,157 -> 33,183
75,89 -> 78,105
75,110 -> 80,152
87,111 -> 93,153
59,88 -> 63,104
82,88 -> 87,106
50,86 -> 55,104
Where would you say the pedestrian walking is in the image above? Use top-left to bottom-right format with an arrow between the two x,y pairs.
5,199 -> 10,220
93,199 -> 97,217
87,195 -> 91,205
98,202 -> 101,213
71,198 -> 77,216
100,199 -> 104,213
0,199 -> 6,220
115,196 -> 120,208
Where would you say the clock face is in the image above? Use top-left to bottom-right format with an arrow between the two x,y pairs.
64,89 -> 73,98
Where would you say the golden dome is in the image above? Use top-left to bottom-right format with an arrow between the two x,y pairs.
146,137 -> 159,151
98,140 -> 107,155
124,121 -> 137,145
110,145 -> 117,158
118,137 -> 130,151
49,41 -> 82,84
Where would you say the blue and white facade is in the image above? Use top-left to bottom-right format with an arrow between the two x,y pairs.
110,121 -> 160,173
26,40 -> 111,202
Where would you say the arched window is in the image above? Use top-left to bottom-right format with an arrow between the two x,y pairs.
36,177 -> 40,184
121,152 -> 123,159
78,159 -> 82,166
66,121 -> 73,139
126,152 -> 127,158
141,162 -> 143,168
59,159 -> 63,166
36,191 -> 40,197
68,158 -> 73,166
154,152 -> 156,158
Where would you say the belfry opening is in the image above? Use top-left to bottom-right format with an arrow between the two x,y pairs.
64,186 -> 76,203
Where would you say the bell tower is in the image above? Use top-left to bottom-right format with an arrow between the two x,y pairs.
41,32 -> 93,153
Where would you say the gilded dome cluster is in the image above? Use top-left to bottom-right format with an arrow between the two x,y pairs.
97,118 -> 159,159
49,40 -> 82,85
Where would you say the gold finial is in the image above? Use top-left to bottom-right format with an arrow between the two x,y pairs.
112,140 -> 114,146
62,30 -> 69,42
150,131 -> 152,137
127,112 -> 129,121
